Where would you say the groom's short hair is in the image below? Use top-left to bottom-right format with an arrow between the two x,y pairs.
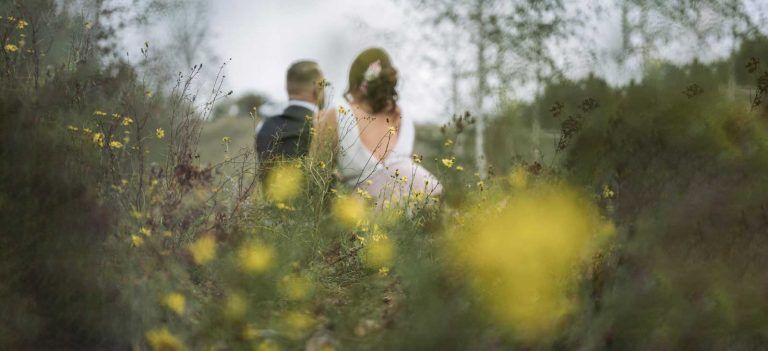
286,60 -> 322,95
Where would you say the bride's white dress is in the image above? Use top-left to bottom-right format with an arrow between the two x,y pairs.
334,103 -> 442,206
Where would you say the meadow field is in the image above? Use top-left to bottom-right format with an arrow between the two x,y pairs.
3,1 -> 768,350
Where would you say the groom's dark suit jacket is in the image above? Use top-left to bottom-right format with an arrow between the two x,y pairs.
256,104 -> 314,167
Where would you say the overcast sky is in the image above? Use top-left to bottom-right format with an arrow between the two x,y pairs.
203,0 -> 445,120
121,0 -> 767,123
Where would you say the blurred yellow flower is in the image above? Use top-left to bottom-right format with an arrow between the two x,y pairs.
222,136 -> 231,144
188,235 -> 216,265
16,19 -> 28,30
4,44 -> 18,53
280,311 -> 315,340
255,340 -> 281,351
156,128 -> 165,139
441,158 -> 454,168
456,165 -> 464,171
237,242 -> 274,274
162,292 -> 186,316
242,324 -> 260,340
93,110 -> 107,117
332,195 -> 368,228
387,126 -> 396,135
449,184 -> 607,340
131,235 -> 144,247
266,164 -> 303,202
509,166 -> 528,189
66,125 -> 78,132
444,139 -> 453,147
364,226 -> 394,269
279,274 -> 314,301
109,140 -> 123,149
139,227 -> 151,236
145,327 -> 183,351
224,292 -> 248,320
121,116 -> 133,126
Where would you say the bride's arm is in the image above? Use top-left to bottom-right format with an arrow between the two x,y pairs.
309,108 -> 338,169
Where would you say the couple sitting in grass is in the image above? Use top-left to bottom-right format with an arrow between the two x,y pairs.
256,48 -> 442,208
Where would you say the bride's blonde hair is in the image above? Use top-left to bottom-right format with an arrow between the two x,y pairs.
345,48 -> 398,114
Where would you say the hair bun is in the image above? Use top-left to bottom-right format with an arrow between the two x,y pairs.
346,48 -> 399,114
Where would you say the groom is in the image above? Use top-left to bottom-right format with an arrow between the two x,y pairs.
256,60 -> 325,165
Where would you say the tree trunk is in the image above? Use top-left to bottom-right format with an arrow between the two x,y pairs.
474,0 -> 488,179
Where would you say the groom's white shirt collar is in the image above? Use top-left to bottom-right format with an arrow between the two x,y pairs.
288,99 -> 318,114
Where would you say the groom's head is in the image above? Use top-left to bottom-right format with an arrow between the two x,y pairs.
286,60 -> 325,107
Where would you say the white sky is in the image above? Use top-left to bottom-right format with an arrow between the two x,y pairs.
120,0 -> 768,123
205,0 -> 443,120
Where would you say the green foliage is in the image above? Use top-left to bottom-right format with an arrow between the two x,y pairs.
560,46 -> 768,348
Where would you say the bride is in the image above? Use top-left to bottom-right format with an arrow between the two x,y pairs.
311,48 -> 442,207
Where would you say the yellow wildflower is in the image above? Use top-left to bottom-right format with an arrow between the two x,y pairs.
4,44 -> 18,53
84,21 -> 93,30
456,166 -> 464,171
237,242 -> 274,274
449,184 -> 607,340
131,235 -> 144,247
602,184 -> 615,199
93,110 -> 107,117
16,20 -> 28,30
139,227 -> 152,236
66,125 -> 79,132
412,154 -> 423,164
332,195 -> 368,228
156,128 -> 165,139
364,226 -> 394,269
387,126 -> 396,135
109,140 -> 124,149
441,158 -> 454,168
188,235 -> 216,265
444,139 -> 453,147
145,327 -> 183,351
280,311 -> 315,340
224,292 -> 248,320
255,340 -> 281,351
121,116 -> 133,126
92,132 -> 105,147
378,267 -> 390,276
509,166 -> 528,189
162,292 -> 186,316
221,136 -> 231,144
266,164 -> 303,202
279,274 -> 314,301
242,324 -> 260,340
338,106 -> 347,114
